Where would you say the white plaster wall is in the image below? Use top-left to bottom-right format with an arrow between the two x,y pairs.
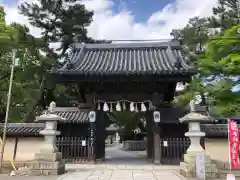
3,137 -> 44,162
205,138 -> 229,162
2,137 -> 229,163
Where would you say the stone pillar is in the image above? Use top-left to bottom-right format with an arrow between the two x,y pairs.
29,102 -> 65,176
116,132 -> 120,144
179,101 -> 218,179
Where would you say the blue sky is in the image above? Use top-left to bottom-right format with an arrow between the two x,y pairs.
2,0 -> 217,40
110,0 -> 172,23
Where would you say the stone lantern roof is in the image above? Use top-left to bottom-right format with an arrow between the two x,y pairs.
179,112 -> 212,123
179,99 -> 212,123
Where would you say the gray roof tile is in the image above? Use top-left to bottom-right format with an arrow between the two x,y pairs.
0,123 -> 44,136
42,107 -> 89,123
54,42 -> 194,76
201,124 -> 230,137
0,123 -> 231,137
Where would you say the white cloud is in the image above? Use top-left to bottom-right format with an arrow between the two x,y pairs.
3,0 -> 43,37
2,0 -> 218,41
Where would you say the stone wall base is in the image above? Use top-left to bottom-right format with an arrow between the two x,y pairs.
34,152 -> 62,162
180,152 -> 218,179
29,166 -> 65,176
29,160 -> 65,176
122,141 -> 146,151
29,152 -> 65,176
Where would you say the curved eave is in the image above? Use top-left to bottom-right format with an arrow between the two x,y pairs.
50,68 -> 196,82
51,68 -> 196,75
50,71 -> 195,83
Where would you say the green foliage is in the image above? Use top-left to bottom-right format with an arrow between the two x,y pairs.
172,0 -> 240,117
0,1 -> 109,122
200,25 -> 240,76
113,112 -> 140,132
18,0 -> 104,57
111,112 -> 144,140
17,0 -> 101,122
198,25 -> 240,116
0,6 -> 47,122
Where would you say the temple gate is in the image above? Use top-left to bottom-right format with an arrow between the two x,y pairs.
50,41 -> 196,164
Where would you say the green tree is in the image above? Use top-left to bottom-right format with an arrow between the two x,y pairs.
171,17 -> 210,103
171,17 -> 210,68
109,112 -> 146,140
171,0 -> 240,117
0,0 -> 109,122
0,6 -> 49,122
18,0 -> 99,122
174,25 -> 240,116
198,25 -> 240,116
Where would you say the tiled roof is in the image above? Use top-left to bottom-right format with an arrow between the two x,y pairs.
230,115 -> 240,120
42,107 -> 89,124
201,124 -> 230,137
0,123 -> 44,136
53,41 -> 194,76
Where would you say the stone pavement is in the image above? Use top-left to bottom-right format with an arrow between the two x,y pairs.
0,144 -> 207,180
58,169 -> 183,180
0,144 -> 186,180
0,164 -> 185,180
1,164 -> 229,180
0,174 -> 57,180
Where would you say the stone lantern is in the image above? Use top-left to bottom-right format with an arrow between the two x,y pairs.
179,100 -> 218,179
29,101 -> 66,175
180,111 -> 209,153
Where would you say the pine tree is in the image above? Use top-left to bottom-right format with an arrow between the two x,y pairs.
19,0 -> 94,57
18,0 -> 97,122
208,0 -> 240,31
171,17 -> 209,63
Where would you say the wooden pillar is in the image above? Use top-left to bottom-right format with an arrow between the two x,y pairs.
13,137 -> 19,163
153,124 -> 161,164
146,111 -> 154,162
95,111 -> 105,161
89,120 -> 96,161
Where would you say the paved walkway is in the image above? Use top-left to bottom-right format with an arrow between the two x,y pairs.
0,144 -> 185,180
104,144 -> 147,164
58,169 -> 183,180
0,168 -> 184,180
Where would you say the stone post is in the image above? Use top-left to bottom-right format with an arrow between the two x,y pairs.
29,101 -> 65,176
179,100 -> 218,179
116,132 -> 120,144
